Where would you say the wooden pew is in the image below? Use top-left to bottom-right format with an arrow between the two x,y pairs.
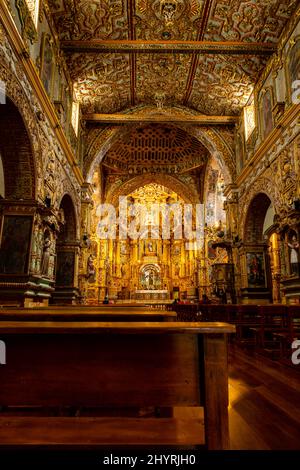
272,306 -> 300,365
0,321 -> 235,450
0,306 -> 177,322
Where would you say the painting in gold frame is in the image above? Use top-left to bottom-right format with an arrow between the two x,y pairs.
286,36 -> 300,103
39,32 -> 55,98
260,88 -> 274,140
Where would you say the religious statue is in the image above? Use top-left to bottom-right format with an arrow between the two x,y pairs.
148,241 -> 153,252
87,254 -> 96,283
288,235 -> 299,277
41,236 -> 51,276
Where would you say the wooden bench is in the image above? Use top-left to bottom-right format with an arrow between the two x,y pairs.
0,321 -> 235,450
0,306 -> 176,322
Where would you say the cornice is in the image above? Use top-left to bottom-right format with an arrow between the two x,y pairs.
236,103 -> 300,186
0,0 -> 84,186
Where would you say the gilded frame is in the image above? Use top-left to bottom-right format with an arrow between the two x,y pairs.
285,35 -> 300,105
259,86 -> 274,141
39,32 -> 55,98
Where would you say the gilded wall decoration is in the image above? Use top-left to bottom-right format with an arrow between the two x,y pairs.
0,49 -> 43,200
66,53 -> 131,114
0,24 -> 81,219
106,173 -> 200,206
15,0 -> 38,44
271,143 -> 297,210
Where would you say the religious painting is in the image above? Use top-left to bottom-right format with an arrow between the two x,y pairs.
40,33 -> 55,98
55,251 -> 75,287
246,253 -> 266,288
288,39 -> 300,86
0,215 -> 33,274
260,89 -> 274,139
287,38 -> 300,104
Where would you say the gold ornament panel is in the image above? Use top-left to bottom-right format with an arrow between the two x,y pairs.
48,0 -> 129,40
135,53 -> 193,107
189,55 -> 268,115
66,53 -> 131,113
135,0 -> 204,41
204,0 -> 298,42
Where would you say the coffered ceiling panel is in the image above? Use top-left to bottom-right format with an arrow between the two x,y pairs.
66,52 -> 131,113
48,0 -> 298,115
135,53 -> 193,106
189,55 -> 269,115
203,0 -> 298,42
135,0 -> 205,40
48,0 -> 129,40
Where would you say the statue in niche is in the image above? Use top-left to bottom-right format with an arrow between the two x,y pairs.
148,241 -> 154,252
288,234 -> 299,277
41,235 -> 51,276
87,254 -> 96,283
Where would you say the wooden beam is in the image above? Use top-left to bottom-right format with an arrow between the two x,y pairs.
83,113 -> 239,125
62,40 -> 277,55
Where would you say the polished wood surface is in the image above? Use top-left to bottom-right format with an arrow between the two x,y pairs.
0,417 -> 204,447
229,345 -> 300,450
0,321 -> 234,449
0,321 -> 236,334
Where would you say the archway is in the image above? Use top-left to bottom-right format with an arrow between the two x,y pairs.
244,193 -> 272,243
0,97 -> 35,200
0,98 -> 38,305
241,193 -> 277,303
84,107 -> 234,185
53,194 -> 81,304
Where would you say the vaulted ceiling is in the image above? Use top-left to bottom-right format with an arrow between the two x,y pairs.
48,0 -> 297,117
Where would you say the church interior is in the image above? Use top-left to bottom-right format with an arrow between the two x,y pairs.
0,0 -> 300,456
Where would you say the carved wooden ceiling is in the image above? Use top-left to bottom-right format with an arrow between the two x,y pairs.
48,0 -> 297,116
102,124 -> 209,174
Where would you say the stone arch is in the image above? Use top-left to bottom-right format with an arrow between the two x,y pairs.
0,52 -> 43,200
238,177 -> 278,240
106,174 -> 199,206
243,193 -> 272,243
58,193 -> 79,242
83,106 -> 235,184
53,193 -> 81,303
0,97 -> 35,199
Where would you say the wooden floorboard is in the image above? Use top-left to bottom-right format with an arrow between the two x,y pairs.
228,345 -> 300,450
